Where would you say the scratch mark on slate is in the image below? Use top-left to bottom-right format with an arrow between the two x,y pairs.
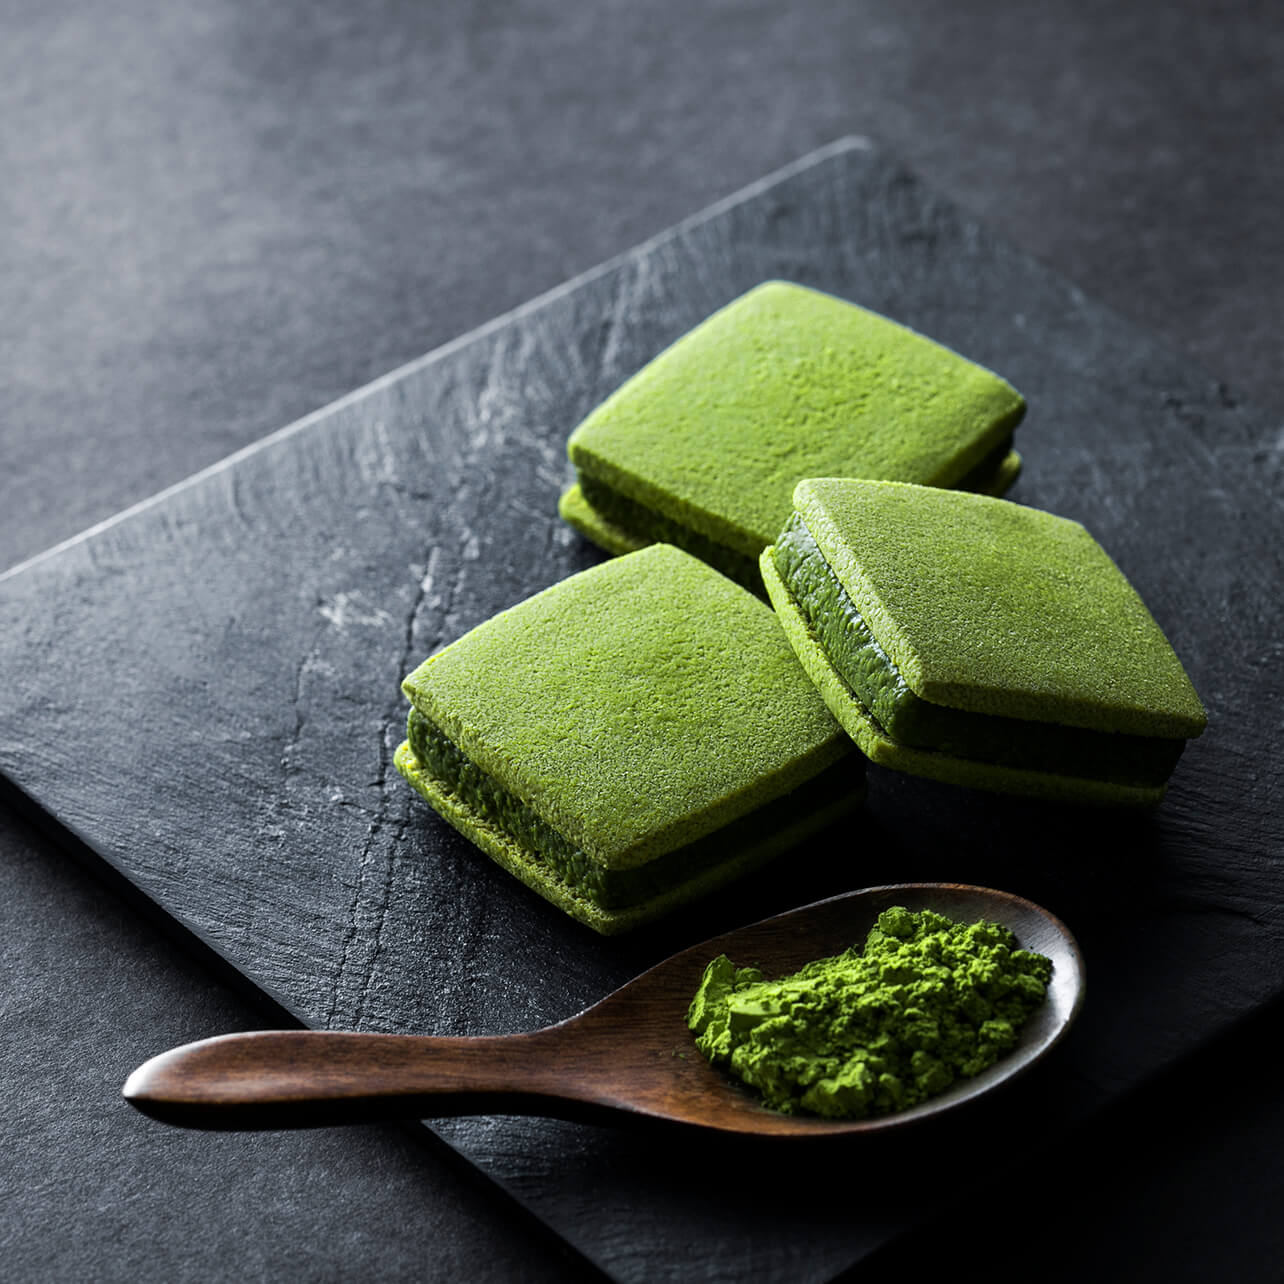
346,533 -> 461,1028
596,260 -> 636,387
228,468 -> 252,531
324,718 -> 395,1029
279,613 -> 332,783
325,466 -> 473,1029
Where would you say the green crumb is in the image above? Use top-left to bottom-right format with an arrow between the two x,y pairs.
687,906 -> 1052,1119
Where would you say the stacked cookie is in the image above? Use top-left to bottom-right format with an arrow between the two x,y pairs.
396,281 -> 1205,932
396,544 -> 859,935
560,281 -> 1024,589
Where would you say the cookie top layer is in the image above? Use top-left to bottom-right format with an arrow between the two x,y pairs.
401,544 -> 849,869
566,280 -> 1026,555
793,478 -> 1207,738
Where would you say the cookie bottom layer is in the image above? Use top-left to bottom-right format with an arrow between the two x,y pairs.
759,546 -> 1170,806
958,442 -> 1022,496
395,738 -> 865,935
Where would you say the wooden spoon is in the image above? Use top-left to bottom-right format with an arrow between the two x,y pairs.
123,883 -> 1084,1138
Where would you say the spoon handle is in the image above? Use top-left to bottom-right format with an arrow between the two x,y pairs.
122,1029 -> 588,1130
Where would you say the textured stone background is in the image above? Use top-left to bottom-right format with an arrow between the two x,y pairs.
2,2 -> 1282,1280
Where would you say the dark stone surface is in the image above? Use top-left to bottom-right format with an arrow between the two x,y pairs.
3,2 -> 1283,1281
3,137 -> 1283,1280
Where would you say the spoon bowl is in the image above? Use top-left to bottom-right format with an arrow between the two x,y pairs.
123,883 -> 1084,1138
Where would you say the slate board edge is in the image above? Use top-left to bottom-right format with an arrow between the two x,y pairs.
0,774 -> 618,1283
0,135 -> 876,589
0,134 -> 906,1284
1,135 -> 1278,1284
6,126 -> 1275,602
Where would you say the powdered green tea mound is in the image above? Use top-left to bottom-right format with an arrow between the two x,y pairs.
688,905 -> 1052,1119
396,544 -> 864,934
561,281 -> 1026,589
760,478 -> 1207,804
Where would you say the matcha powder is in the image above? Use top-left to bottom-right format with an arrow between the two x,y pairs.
687,906 -> 1053,1119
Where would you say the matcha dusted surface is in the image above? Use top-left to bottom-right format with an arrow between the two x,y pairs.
795,479 -> 1208,738
771,514 -> 1185,786
564,280 -> 1026,559
399,544 -> 854,873
399,710 -> 863,932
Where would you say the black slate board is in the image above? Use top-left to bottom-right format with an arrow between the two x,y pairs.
2,139 -> 1281,1281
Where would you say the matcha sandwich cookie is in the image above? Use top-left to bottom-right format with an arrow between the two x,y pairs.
760,479 -> 1207,805
395,544 -> 863,933
561,280 -> 1026,590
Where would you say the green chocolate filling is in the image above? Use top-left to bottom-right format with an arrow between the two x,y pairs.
575,438 -> 1016,595
576,475 -> 761,591
772,514 -> 1185,786
407,709 -> 851,909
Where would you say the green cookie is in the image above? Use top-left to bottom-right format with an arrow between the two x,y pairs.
396,544 -> 864,933
761,479 -> 1207,805
561,280 -> 1026,590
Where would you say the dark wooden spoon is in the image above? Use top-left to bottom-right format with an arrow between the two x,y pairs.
123,883 -> 1084,1138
